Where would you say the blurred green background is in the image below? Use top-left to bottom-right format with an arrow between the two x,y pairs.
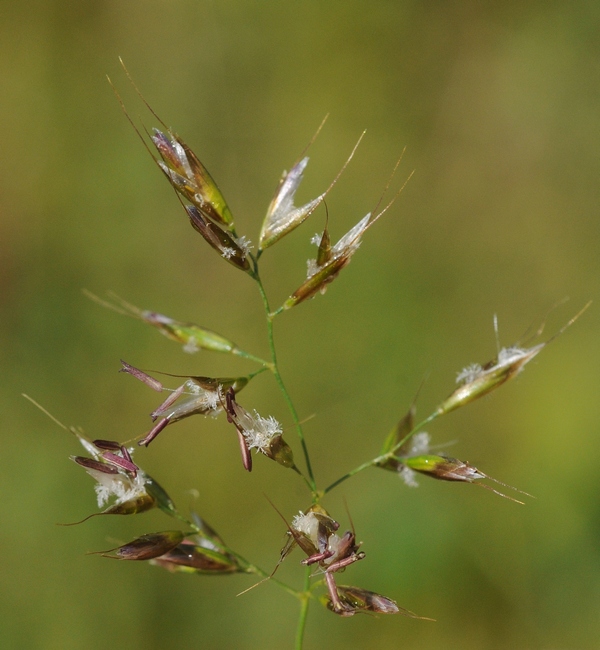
2,1 -> 600,648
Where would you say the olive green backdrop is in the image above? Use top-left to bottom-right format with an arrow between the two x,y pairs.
2,1 -> 599,648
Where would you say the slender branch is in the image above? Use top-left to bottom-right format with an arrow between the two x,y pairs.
232,347 -> 274,369
295,566 -> 312,650
177,510 -> 300,599
323,456 -> 380,495
323,411 -> 440,495
240,562 -> 302,600
389,411 -> 440,456
252,269 -> 318,496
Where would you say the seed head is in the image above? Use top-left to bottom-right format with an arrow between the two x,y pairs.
151,129 -> 235,230
93,530 -> 185,561
323,584 -> 432,618
391,432 -> 432,487
119,362 -> 250,447
402,453 -> 532,504
436,303 -> 590,415
140,311 -> 237,354
84,292 -> 239,356
186,205 -> 251,272
70,437 -> 156,517
152,513 -> 247,574
436,344 -> 544,416
224,390 -> 295,471
151,540 -> 246,574
259,157 -> 325,251
283,214 -> 371,309
258,120 -> 362,252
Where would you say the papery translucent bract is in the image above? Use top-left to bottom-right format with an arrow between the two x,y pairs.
152,129 -> 235,230
85,291 -> 239,356
283,214 -> 371,309
95,530 -> 185,561
140,311 -> 237,354
151,541 -> 246,574
436,344 -> 543,415
186,206 -> 251,272
403,454 -> 532,503
436,303 -> 591,415
259,157 -> 325,251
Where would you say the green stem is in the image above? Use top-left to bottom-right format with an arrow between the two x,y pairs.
178,512 -> 300,598
390,411 -> 440,456
323,410 -> 440,495
323,457 -> 379,495
240,562 -> 301,599
295,566 -> 311,650
245,365 -> 270,381
254,272 -> 318,497
232,347 -> 274,369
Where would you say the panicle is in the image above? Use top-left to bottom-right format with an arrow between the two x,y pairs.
70,436 -> 174,519
119,362 -> 250,447
436,303 -> 590,415
436,344 -> 544,416
287,505 -> 340,559
92,528 -> 246,573
152,514 -> 247,574
85,292 -> 239,356
402,454 -> 532,504
382,432 -> 432,488
282,213 -> 371,309
274,504 -> 417,618
280,152 -> 409,311
259,157 -> 325,251
378,402 -> 417,473
258,119 -> 362,252
322,585 -> 400,617
279,504 -> 365,608
139,311 -> 238,355
151,540 -> 246,574
323,585 -> 432,618
186,205 -> 251,273
224,389 -> 295,472
151,129 -> 235,230
92,530 -> 185,560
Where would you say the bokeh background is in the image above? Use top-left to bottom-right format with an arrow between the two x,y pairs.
2,2 -> 600,648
